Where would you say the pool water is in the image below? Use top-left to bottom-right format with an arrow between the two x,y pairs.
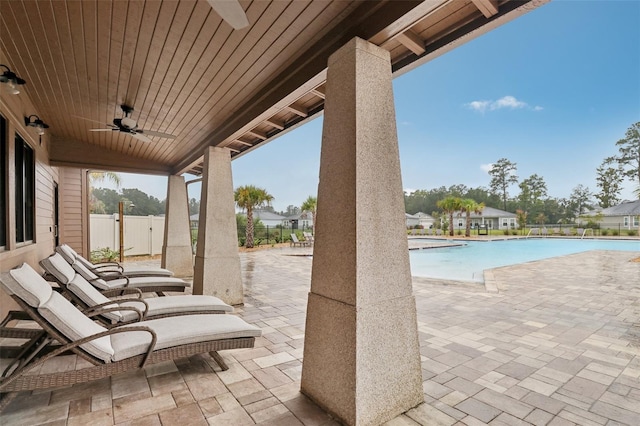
409,238 -> 640,282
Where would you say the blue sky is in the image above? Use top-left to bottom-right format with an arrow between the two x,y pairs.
106,1 -> 640,212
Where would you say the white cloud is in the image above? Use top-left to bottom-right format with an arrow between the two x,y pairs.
480,163 -> 493,173
492,95 -> 526,110
465,95 -> 542,113
467,100 -> 491,113
404,188 -> 417,194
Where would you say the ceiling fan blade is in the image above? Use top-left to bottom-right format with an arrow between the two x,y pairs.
137,129 -> 176,139
89,128 -> 118,132
130,132 -> 153,143
207,0 -> 249,30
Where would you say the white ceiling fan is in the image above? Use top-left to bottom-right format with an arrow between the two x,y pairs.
207,0 -> 249,30
89,105 -> 176,143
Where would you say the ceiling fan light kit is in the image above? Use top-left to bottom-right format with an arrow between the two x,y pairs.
88,104 -> 177,143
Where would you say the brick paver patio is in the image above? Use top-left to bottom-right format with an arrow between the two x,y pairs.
1,248 -> 639,425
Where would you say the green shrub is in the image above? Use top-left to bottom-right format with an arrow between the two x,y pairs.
612,230 -> 619,236
503,229 -> 510,235
91,247 -> 120,262
601,229 -> 609,236
627,229 -> 638,236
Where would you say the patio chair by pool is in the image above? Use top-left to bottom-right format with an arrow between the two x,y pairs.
290,233 -> 311,247
0,263 -> 261,409
40,253 -> 232,326
56,244 -> 173,278
563,228 -> 572,237
60,254 -> 190,295
303,231 -> 315,244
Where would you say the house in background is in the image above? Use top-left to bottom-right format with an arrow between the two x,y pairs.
285,211 -> 314,230
415,212 -> 435,229
406,213 -> 420,228
584,199 -> 640,230
449,206 -> 517,231
251,210 -> 288,228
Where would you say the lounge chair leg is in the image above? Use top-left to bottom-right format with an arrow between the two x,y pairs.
209,351 -> 229,371
0,392 -> 18,410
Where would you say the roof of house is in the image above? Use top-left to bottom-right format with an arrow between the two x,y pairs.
253,210 -> 288,221
469,206 -> 517,218
586,199 -> 640,216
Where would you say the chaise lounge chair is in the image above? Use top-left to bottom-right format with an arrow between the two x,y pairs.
56,244 -> 174,278
290,233 -> 311,247
0,263 -> 262,409
40,253 -> 232,326
53,253 -> 191,295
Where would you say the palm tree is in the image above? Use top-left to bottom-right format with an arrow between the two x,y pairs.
460,198 -> 485,237
437,196 -> 462,237
300,195 -> 317,230
88,171 -> 121,213
234,185 -> 274,248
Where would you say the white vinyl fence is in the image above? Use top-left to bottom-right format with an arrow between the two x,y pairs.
90,214 -> 165,256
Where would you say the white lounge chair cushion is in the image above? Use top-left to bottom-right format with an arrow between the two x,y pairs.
68,274 -> 123,322
55,244 -> 78,264
40,253 -> 76,285
118,295 -> 233,322
38,291 -> 114,362
5,264 -> 53,308
110,315 -> 262,361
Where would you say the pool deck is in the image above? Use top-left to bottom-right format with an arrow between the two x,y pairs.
2,249 -> 639,425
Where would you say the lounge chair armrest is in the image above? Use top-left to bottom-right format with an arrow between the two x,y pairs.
92,264 -> 124,274
83,306 -> 144,324
0,311 -> 33,327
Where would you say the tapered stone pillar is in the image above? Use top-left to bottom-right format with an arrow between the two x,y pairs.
193,147 -> 243,305
300,38 -> 423,426
161,175 -> 193,277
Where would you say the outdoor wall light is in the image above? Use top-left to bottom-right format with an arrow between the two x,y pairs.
24,115 -> 49,135
0,64 -> 26,94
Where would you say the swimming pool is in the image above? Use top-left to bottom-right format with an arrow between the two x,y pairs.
409,238 -> 640,282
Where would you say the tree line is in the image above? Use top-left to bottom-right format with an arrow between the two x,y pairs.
406,122 -> 640,224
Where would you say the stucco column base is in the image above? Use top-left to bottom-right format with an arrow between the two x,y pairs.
162,175 -> 194,277
193,255 -> 243,304
301,293 -> 423,426
161,245 -> 193,277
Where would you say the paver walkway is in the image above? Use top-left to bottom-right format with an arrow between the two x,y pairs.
1,249 -> 639,425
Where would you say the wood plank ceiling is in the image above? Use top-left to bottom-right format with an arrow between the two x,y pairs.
0,0 -> 548,176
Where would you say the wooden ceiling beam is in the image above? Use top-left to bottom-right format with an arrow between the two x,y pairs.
471,0 -> 499,18
48,136 -> 171,175
234,139 -> 254,146
246,129 -> 267,140
396,29 -> 426,55
285,103 -> 308,118
265,117 -> 285,130
311,87 -> 326,99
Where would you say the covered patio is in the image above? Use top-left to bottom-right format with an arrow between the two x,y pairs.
2,249 -> 639,424
0,0 -> 590,424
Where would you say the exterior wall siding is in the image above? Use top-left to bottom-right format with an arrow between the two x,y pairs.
1,99 -> 57,316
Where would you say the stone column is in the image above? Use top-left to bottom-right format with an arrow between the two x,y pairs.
161,175 -> 193,277
300,38 -> 423,426
193,147 -> 243,305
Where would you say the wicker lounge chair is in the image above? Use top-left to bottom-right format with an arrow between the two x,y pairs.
0,263 -> 261,409
40,253 -> 232,326
56,244 -> 173,278
55,253 -> 191,295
